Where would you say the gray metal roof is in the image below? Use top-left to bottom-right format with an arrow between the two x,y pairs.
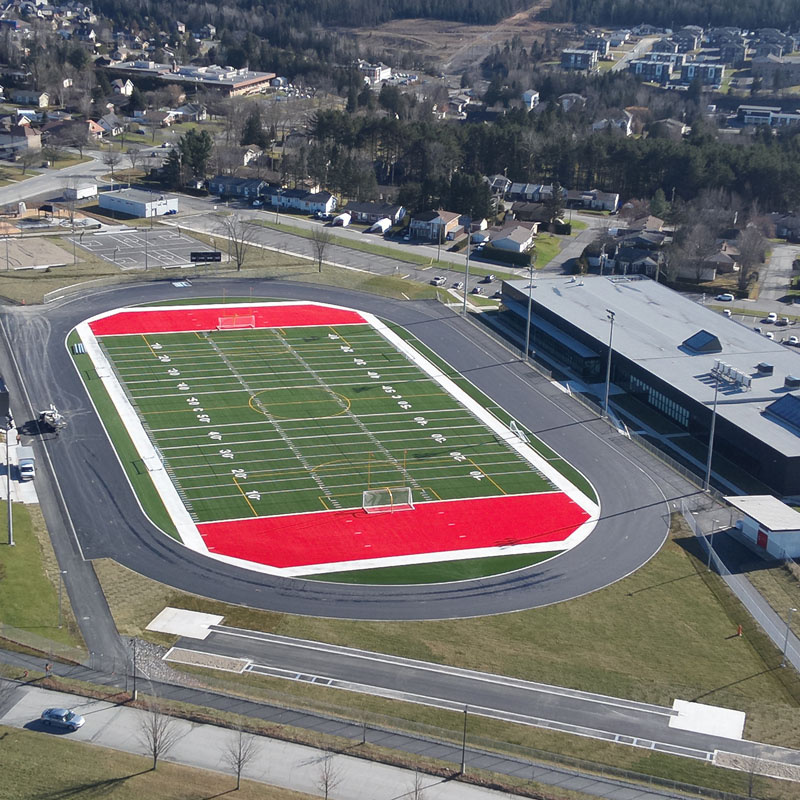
505,275 -> 800,456
724,495 -> 800,530
101,189 -> 176,204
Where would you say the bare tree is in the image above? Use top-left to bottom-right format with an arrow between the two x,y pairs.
736,226 -> 767,292
409,770 -> 427,800
137,699 -> 183,770
127,148 -> 142,173
309,225 -> 333,272
217,215 -> 255,271
223,722 -> 259,790
19,150 -> 39,175
316,753 -> 342,800
102,148 -> 123,178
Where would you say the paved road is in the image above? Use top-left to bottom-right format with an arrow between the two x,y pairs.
0,279 -> 670,620
760,242 -> 798,303
0,152 -> 109,207
173,625 -> 800,768
611,37 -> 658,72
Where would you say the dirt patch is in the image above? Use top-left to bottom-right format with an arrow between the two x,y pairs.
0,236 -> 74,270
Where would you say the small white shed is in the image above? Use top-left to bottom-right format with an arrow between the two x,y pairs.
332,211 -> 351,227
64,183 -> 97,201
367,217 -> 391,233
725,495 -> 800,559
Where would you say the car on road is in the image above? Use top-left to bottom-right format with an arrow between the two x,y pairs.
251,200 -> 263,207
41,708 -> 85,731
431,276 -> 446,286
715,293 -> 734,302
766,312 -> 778,323
452,281 -> 464,290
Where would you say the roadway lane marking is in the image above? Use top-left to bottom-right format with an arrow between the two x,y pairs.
206,627 -> 674,718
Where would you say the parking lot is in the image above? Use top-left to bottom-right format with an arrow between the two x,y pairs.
69,228 -> 223,271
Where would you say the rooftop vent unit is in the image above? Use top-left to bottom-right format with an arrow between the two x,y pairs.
786,375 -> 800,389
757,362 -> 774,375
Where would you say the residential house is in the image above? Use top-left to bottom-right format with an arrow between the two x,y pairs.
591,110 -> 633,136
772,213 -> 800,241
719,42 -> 747,65
736,104 -> 800,127
270,188 -> 336,215
342,201 -> 405,225
97,112 -> 123,136
522,89 -> 539,110
582,34 -> 609,57
624,214 -> 664,233
242,145 -> 262,166
11,89 -> 48,107
200,23 -> 216,39
409,209 -> 460,241
672,27 -> 702,52
680,61 -> 725,86
704,250 -> 738,273
629,59 -> 673,84
755,42 -> 784,58
609,30 -> 631,47
647,51 -> 686,67
651,38 -> 679,54
485,174 -> 512,196
0,123 -> 41,153
74,23 -> 96,42
208,175 -> 268,198
491,224 -> 536,253
172,103 -> 207,122
560,49 -> 598,72
558,93 -> 586,112
565,188 -> 619,212
509,202 -> 552,224
111,78 -> 134,96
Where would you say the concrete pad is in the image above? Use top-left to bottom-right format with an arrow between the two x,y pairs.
669,699 -> 745,740
146,607 -> 223,639
165,647 -> 249,673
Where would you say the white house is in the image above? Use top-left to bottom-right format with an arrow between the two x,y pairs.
522,89 -> 540,110
726,495 -> 800,559
111,78 -> 134,96
491,225 -> 536,253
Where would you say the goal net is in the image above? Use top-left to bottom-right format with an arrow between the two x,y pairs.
218,314 -> 256,330
509,419 -> 530,444
362,486 -> 414,514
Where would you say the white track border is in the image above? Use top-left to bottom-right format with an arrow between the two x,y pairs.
77,301 -> 599,577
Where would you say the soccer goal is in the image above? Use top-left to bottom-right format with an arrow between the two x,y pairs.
362,486 -> 414,514
217,314 -> 256,330
509,419 -> 530,445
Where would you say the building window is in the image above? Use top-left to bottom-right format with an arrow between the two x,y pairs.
629,375 -> 690,427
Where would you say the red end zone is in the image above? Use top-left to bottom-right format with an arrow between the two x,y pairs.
197,493 -> 590,569
89,304 -> 367,336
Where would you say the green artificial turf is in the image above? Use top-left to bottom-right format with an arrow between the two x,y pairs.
308,551 -> 559,584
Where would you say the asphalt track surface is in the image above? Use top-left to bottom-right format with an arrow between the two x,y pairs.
0,278 -> 670,620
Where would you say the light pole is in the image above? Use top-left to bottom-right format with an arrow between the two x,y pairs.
704,371 -> 720,492
5,415 -> 13,546
57,570 -> 67,628
461,241 -> 471,317
460,705 -> 468,774
524,262 -> 535,363
782,607 -> 796,668
602,309 -> 615,418
707,518 -> 718,571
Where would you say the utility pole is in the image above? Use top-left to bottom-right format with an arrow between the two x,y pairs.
460,705 -> 468,774
602,309 -> 615,418
5,414 -> 13,546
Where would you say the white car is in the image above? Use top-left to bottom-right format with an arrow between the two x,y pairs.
766,312 -> 778,323
251,200 -> 263,207
788,336 -> 799,346
472,286 -> 484,295
453,281 -> 464,291
715,293 -> 734,302
431,276 -> 446,286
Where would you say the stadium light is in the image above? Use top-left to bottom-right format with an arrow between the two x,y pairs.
602,309 -> 615,418
704,370 -> 720,491
524,263 -> 535,363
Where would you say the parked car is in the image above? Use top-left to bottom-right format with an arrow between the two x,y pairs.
715,293 -> 734,302
765,331 -> 775,339
431,276 -> 446,286
787,335 -> 799,345
493,290 -> 502,299
41,708 -> 85,731
723,309 -> 732,317
766,312 -> 778,323
252,200 -> 263,207
165,209 -> 177,215
754,326 -> 762,334
482,274 -> 496,284
472,286 -> 484,295
776,317 -> 789,327
453,281 -> 464,290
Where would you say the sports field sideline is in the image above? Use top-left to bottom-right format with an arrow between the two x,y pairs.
76,302 -> 597,577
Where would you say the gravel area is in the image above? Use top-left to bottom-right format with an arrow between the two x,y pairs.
164,647 -> 250,673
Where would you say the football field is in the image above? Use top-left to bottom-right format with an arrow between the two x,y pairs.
77,302 -> 597,578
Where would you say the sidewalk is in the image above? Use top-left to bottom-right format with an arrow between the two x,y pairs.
0,680 -> 519,800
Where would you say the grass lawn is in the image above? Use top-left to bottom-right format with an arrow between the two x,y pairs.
90,514 -> 800,798
0,727 -> 317,800
534,234 -> 561,268
0,500 -> 84,655
95,514 -> 800,748
569,219 -> 588,232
